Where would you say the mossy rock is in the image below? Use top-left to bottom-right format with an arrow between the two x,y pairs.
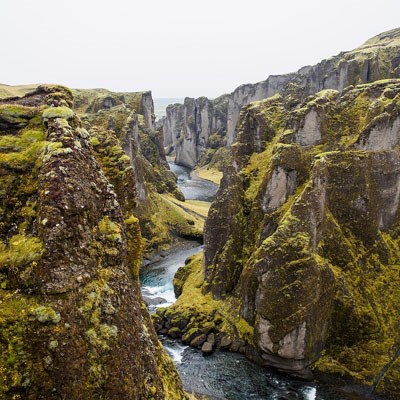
42,106 -> 74,121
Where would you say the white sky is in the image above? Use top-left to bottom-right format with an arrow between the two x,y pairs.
1,0 -> 399,98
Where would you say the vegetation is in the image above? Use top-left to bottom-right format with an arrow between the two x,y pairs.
164,79 -> 400,397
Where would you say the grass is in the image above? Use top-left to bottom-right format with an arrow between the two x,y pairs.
158,194 -> 204,237
0,84 -> 40,99
193,166 -> 223,184
163,194 -> 211,218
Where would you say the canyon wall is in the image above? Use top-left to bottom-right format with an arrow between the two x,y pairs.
157,78 -> 400,397
0,86 -> 187,398
72,88 -> 202,255
164,28 -> 400,169
163,95 -> 228,168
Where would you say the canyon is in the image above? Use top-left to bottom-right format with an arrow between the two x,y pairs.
1,27 -> 400,400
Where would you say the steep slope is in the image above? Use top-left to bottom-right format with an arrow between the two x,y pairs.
158,79 -> 400,397
164,27 -> 400,169
163,95 -> 229,168
0,86 -> 187,399
71,88 -> 203,255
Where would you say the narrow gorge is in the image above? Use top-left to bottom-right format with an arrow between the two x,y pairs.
1,26 -> 400,400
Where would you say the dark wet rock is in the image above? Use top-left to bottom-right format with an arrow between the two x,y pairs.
220,335 -> 232,349
207,332 -> 215,347
190,334 -> 207,348
201,341 -> 214,355
168,327 -> 182,339
230,340 -> 245,353
143,295 -> 167,306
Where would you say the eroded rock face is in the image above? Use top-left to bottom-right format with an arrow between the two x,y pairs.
73,88 -> 187,254
226,74 -> 296,146
163,28 -> 400,169
199,80 -> 400,395
261,167 -> 297,212
295,109 -> 321,146
0,86 -> 186,399
164,95 -> 228,168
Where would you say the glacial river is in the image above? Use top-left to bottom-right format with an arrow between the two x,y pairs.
139,163 -> 383,400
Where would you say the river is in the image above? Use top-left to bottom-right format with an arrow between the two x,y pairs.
139,163 -> 383,400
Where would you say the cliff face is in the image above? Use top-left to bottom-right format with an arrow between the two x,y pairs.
72,88 -> 203,255
209,79 -> 400,391
163,95 -> 228,168
164,28 -> 400,169
0,86 -> 186,399
159,79 -> 400,397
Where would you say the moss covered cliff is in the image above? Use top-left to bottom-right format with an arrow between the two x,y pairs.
1,85 -> 204,256
70,88 -> 203,255
0,85 -> 187,399
163,27 -> 400,172
158,79 -> 400,398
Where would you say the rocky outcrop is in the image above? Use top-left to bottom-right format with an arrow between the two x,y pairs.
163,79 -> 400,397
164,28 -> 400,169
0,86 -> 187,399
226,74 -> 296,146
71,88 -> 205,255
163,95 -> 228,168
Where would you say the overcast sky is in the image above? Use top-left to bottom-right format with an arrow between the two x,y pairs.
1,0 -> 399,98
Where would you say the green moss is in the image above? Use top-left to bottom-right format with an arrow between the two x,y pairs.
42,106 -> 74,120
34,306 -> 61,324
98,216 -> 122,243
142,192 -> 205,253
0,128 -> 48,173
0,128 -> 45,150
90,136 -> 100,146
125,215 -> 139,225
236,318 -> 254,342
0,104 -> 37,125
0,235 -> 43,270
86,324 -> 118,350
0,290 -> 39,393
118,154 -> 130,163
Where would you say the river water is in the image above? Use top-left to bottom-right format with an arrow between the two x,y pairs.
168,162 -> 218,202
139,163 -> 383,400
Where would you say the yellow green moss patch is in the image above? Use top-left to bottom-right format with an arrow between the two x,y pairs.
0,235 -> 43,270
152,194 -> 204,240
193,167 -> 223,184
98,216 -> 122,243
42,106 -> 74,120
0,104 -> 37,125
34,306 -> 61,324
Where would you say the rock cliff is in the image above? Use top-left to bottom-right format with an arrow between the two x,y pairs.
157,79 -> 400,397
163,95 -> 228,168
71,88 -> 203,255
0,86 -> 187,399
163,28 -> 400,169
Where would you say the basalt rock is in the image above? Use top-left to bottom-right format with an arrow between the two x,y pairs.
164,95 -> 228,168
0,86 -> 187,399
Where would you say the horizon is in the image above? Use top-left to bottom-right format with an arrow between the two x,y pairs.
2,1 -> 400,99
